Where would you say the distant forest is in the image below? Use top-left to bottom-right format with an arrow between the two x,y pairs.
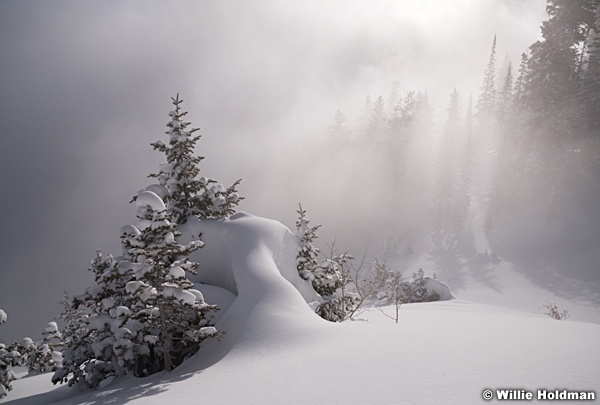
303,0 -> 600,259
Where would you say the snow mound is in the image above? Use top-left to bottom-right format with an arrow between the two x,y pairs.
178,212 -> 323,361
424,278 -> 453,300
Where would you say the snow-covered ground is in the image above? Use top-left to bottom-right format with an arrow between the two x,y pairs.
4,213 -> 599,404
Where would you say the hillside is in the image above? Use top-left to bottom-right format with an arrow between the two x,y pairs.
4,213 -> 599,404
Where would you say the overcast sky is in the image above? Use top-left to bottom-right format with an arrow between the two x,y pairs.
0,0 -> 547,341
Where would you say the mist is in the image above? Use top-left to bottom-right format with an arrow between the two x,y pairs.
4,0 -> 597,344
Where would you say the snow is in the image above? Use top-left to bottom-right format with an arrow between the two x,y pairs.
167,265 -> 185,280
141,184 -> 169,200
4,213 -> 599,404
135,191 -> 165,212
119,224 -> 140,237
17,338 -> 34,349
160,285 -> 197,306
43,322 -> 59,334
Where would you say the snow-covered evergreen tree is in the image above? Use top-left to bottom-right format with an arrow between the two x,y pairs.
27,322 -> 63,374
143,94 -> 242,224
314,254 -> 360,322
123,191 -> 218,374
54,191 -> 219,389
56,290 -> 87,350
294,204 -> 321,282
52,250 -> 130,388
0,309 -> 16,400
292,206 -> 360,322
526,0 -> 595,134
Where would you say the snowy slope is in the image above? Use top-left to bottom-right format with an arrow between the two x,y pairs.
5,214 -> 599,404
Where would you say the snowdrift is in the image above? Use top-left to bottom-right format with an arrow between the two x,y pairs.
179,212 -> 325,363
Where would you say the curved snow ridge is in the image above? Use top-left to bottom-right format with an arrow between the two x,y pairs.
180,212 -> 324,364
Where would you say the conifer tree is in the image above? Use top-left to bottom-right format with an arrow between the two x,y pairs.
526,0 -> 595,132
52,250 -> 130,388
314,254 -> 359,322
357,94 -> 373,136
53,192 -> 219,388
477,35 -> 497,117
56,290 -> 87,350
27,322 -> 63,374
514,53 -> 530,109
328,109 -> 351,146
579,6 -> 600,136
367,95 -> 387,141
294,204 -> 321,282
497,61 -> 514,129
0,309 -> 16,400
122,191 -> 218,374
293,206 -> 359,322
144,94 -> 242,224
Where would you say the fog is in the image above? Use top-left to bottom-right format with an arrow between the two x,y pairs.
3,0 -> 590,342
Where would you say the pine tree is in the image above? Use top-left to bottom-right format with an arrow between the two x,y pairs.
526,0 -> 596,135
144,94 -> 242,224
54,192 -> 219,389
122,191 -> 218,375
56,290 -> 87,350
477,35 -> 498,118
27,322 -> 63,374
522,0 -> 597,218
0,309 -> 16,400
52,250 -> 130,388
328,109 -> 351,146
293,206 -> 359,322
514,52 -> 530,109
294,204 -> 321,282
367,95 -> 387,140
497,61 -> 514,129
314,253 -> 359,322
579,5 -> 600,136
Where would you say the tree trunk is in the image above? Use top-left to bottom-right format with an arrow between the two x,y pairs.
159,303 -> 172,372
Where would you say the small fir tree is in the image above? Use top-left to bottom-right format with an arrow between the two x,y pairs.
123,191 -> 218,375
53,192 -> 219,389
314,253 -> 360,322
0,309 -> 17,400
477,34 -> 497,117
294,204 -> 322,282
144,94 -> 242,224
52,250 -> 131,388
27,322 -> 63,374
56,290 -> 87,350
